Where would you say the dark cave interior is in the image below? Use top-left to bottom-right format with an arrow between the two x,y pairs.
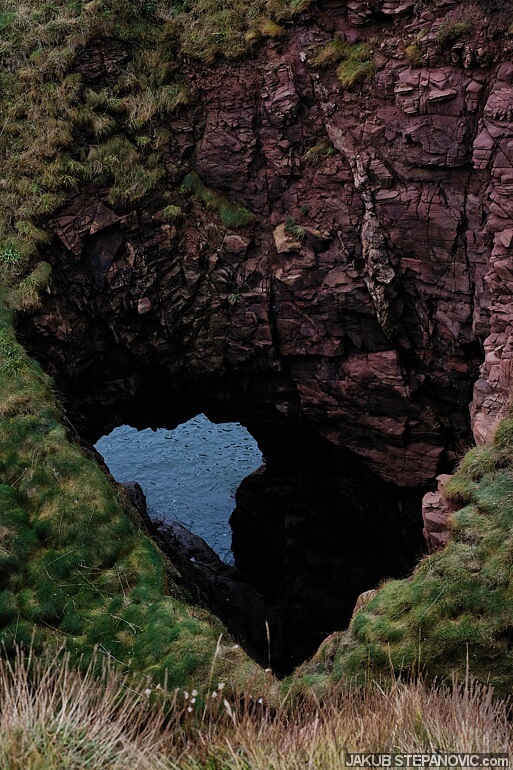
77,368 -> 427,674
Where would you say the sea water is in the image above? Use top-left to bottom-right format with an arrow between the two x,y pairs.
95,414 -> 263,563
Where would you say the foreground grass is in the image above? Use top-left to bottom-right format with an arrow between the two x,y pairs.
297,418 -> 513,695
0,648 -> 509,770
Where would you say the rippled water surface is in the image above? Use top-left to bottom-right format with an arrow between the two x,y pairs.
95,414 -> 262,563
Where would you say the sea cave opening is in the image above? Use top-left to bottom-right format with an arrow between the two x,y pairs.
95,415 -> 263,564
17,282 -> 434,674
93,408 -> 427,675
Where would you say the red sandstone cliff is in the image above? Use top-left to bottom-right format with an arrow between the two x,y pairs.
26,0 -> 513,487
19,0 -> 513,661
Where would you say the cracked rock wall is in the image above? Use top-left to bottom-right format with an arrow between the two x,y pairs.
21,0 -> 513,493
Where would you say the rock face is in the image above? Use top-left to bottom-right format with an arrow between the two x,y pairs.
470,63 -> 513,444
18,0 -> 513,666
421,473 -> 454,553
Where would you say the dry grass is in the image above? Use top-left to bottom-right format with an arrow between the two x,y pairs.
215,678 -> 512,766
0,647 -> 510,769
0,647 -> 173,769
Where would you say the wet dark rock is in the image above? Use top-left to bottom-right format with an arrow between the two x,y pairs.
157,520 -> 286,672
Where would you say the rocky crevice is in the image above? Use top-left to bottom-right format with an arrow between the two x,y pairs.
15,0 -> 513,670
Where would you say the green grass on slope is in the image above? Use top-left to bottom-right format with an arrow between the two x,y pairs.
0,0 -> 311,267
0,301 -> 260,688
296,423 -> 513,695
0,0 -> 317,692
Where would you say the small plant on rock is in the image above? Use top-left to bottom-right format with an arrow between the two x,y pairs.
310,39 -> 375,90
405,43 -> 422,67
181,172 -> 255,229
284,216 -> 305,240
303,140 -> 336,166
436,20 -> 473,48
162,204 -> 184,223
337,58 -> 375,89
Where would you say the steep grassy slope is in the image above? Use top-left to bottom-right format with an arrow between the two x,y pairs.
295,422 -> 513,695
0,297 -> 265,687
0,0 -> 314,688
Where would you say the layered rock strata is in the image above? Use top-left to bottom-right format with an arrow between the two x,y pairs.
18,0 -> 513,664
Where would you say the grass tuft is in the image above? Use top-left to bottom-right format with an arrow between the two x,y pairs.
337,58 -> 375,89
436,20 -> 473,48
162,204 -> 184,223
405,43 -> 422,67
310,39 -> 375,89
284,215 -> 305,240
302,139 -> 336,165
181,172 -> 255,229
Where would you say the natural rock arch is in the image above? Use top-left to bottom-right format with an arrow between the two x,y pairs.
18,1 -> 513,670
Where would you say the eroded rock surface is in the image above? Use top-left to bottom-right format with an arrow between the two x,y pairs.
17,0 -> 513,665
421,473 -> 454,553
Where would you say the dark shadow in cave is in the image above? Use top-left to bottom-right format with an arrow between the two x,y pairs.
230,423 -> 427,671
89,381 -> 427,675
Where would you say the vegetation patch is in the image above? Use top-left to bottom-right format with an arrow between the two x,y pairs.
436,20 -> 473,48
162,204 -> 185,223
302,139 -> 336,165
169,0 -> 311,60
181,172 -> 255,229
405,43 -> 422,67
284,215 -> 305,240
295,417 -> 513,695
336,58 -> 375,89
310,39 -> 375,89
